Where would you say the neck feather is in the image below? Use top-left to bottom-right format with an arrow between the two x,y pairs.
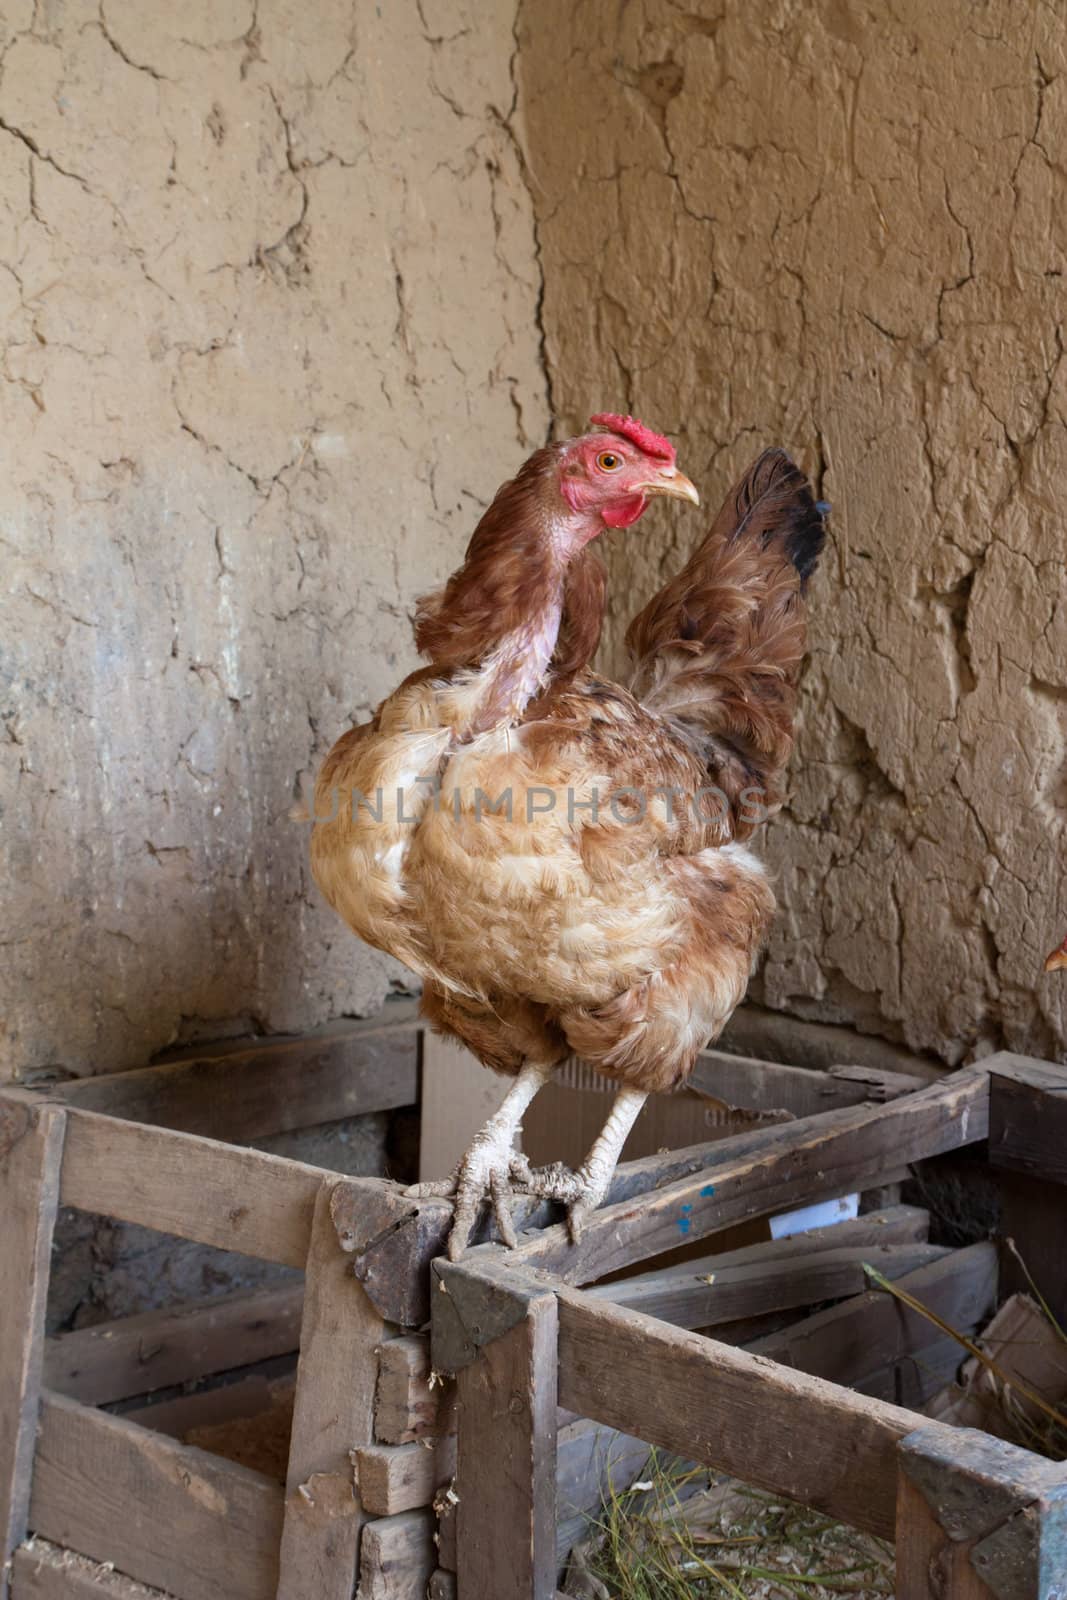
413,447 -> 606,731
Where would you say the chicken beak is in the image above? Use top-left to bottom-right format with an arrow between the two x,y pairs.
1045,941 -> 1067,973
641,468 -> 700,506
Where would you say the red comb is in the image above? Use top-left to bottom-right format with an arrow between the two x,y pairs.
589,412 -> 675,464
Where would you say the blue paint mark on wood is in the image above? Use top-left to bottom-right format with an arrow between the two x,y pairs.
701,1184 -> 716,1197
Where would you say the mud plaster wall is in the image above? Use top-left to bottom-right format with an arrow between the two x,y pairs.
520,0 -> 1067,1065
1,0 -> 548,1079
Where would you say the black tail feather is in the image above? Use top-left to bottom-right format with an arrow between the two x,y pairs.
732,448 -> 827,588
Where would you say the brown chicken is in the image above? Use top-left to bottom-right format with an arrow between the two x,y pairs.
311,415 -> 826,1256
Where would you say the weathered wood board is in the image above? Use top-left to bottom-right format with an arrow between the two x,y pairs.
0,1097 -> 66,1600
29,1392 -> 282,1600
50,1010 -> 419,1143
59,1109 -> 322,1267
43,1282 -> 304,1406
275,1182 -> 387,1600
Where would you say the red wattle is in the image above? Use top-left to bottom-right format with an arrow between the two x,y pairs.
602,494 -> 649,529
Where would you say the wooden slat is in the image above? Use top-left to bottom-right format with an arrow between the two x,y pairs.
456,1293 -> 558,1600
749,1243 -> 996,1376
50,1015 -> 418,1143
12,1538 -> 177,1599
355,1510 -> 435,1600
555,1288 -> 932,1539
605,1239 -> 947,1330
29,1391 -> 282,1600
501,1067 -> 989,1283
0,1097 -> 66,1600
988,1056 -> 1067,1187
276,1182 -> 387,1600
121,1371 -> 293,1441
43,1281 -> 304,1406
59,1109 -> 323,1267
689,1050 -> 925,1117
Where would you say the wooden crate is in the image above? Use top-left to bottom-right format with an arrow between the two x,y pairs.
428,1056 -> 1067,1600
4,1024 -> 1063,1600
0,1007 -> 426,1600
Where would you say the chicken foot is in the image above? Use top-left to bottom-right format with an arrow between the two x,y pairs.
520,1085 -> 648,1242
405,1058 -> 558,1260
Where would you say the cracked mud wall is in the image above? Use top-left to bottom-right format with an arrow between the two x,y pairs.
1,0 -> 548,1078
520,0 -> 1067,1064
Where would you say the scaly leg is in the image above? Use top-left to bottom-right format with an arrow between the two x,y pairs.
523,1085 -> 648,1242
405,1058 -> 558,1260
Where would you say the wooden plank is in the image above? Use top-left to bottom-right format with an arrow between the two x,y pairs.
51,1016 -> 419,1143
29,1391 -> 282,1600
605,1239 -> 947,1331
456,1294 -> 558,1600
43,1282 -> 304,1406
276,1182 -> 388,1600
12,1538 -> 177,1599
689,1049 -> 925,1117
501,1067 -> 989,1284
355,1511 -> 435,1600
120,1371 -> 294,1441
59,1108 -> 323,1267
590,1203 -> 936,1328
0,1097 -> 66,1600
597,1200 -> 932,1279
747,1244 -> 998,1394
989,1056 -> 1067,1187
556,1287 -> 937,1540
353,1441 -> 455,1518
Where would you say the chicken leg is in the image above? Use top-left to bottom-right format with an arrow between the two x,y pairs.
522,1085 -> 648,1241
405,1058 -> 558,1260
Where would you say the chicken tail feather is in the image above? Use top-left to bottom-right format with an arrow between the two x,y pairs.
626,448 -> 827,840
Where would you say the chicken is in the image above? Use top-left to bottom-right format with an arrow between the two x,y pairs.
310,414 -> 826,1257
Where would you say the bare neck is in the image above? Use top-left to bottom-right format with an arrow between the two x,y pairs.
414,450 -> 606,735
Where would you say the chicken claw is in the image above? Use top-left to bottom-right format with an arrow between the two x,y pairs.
513,1160 -> 609,1244
406,1147 -> 534,1260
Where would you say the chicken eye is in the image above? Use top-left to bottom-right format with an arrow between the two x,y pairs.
597,450 -> 622,472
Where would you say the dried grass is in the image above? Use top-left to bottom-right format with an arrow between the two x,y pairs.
863,1242 -> 1067,1461
564,1455 -> 893,1600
